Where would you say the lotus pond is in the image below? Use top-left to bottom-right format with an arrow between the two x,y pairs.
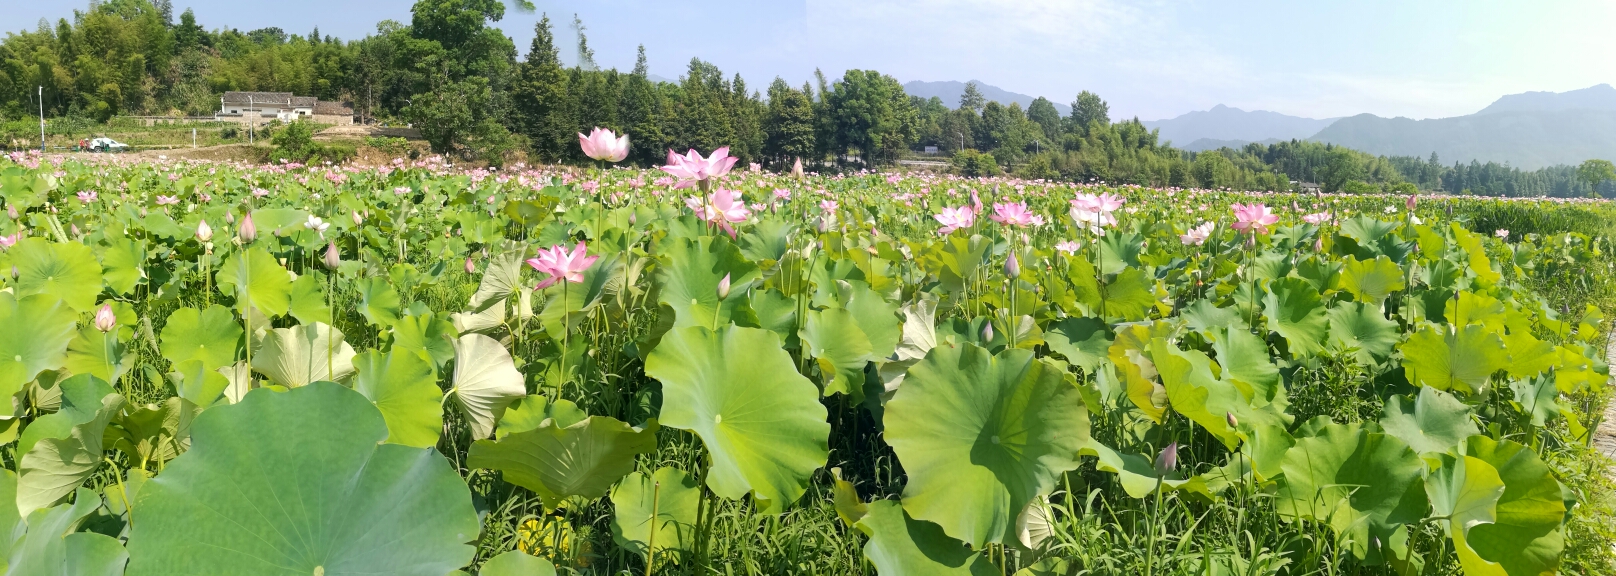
0,151 -> 1613,576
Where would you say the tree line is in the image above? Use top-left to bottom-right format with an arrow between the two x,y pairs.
2,0 -> 1611,197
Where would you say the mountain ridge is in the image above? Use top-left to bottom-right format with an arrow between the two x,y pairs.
902,80 -> 1072,115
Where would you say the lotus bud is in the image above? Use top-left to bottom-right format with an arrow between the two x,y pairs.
225,210 -> 235,224
1004,251 -> 1020,279
5,205 -> 15,220
323,242 -> 341,270
1226,412 -> 1238,429
717,273 -> 732,299
8,266 -> 14,279
70,223 -> 80,236
238,212 -> 257,243
1406,194 -> 1417,211
196,219 -> 213,242
1155,442 -> 1179,475
94,303 -> 117,333
352,211 -> 363,225
465,257 -> 476,274
792,157 -> 805,180
980,321 -> 994,342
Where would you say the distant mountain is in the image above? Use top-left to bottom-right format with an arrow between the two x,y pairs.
1309,85 -> 1616,169
902,80 -> 1071,115
1474,83 -> 1616,115
1181,137 -> 1284,152
1142,105 -> 1338,147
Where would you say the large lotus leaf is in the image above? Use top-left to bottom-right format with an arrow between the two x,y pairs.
1151,339 -> 1284,450
352,350 -> 442,448
854,500 -> 996,576
1107,321 -> 1176,424
0,468 -> 21,548
748,288 -> 799,346
1552,344 -> 1608,394
1379,387 -> 1479,456
287,274 -> 331,325
390,311 -> 459,370
1263,277 -> 1328,357
886,343 -> 1089,547
1399,323 -> 1507,394
63,325 -> 133,385
1458,437 -> 1566,576
159,305 -> 242,371
356,276 -> 402,327
1326,301 -> 1401,364
1240,423 -> 1296,483
1207,326 -> 1286,411
800,307 -> 873,399
610,467 -> 701,557
879,296 -> 939,396
100,236 -> 147,296
1100,267 -> 1155,322
251,322 -> 357,388
496,395 -> 586,439
1450,223 -> 1502,287
16,375 -> 122,517
1182,298 -> 1244,335
838,280 -> 900,359
1338,255 -> 1405,304
448,334 -> 527,440
0,293 -> 77,418
1446,292 -> 1508,333
1501,331 -> 1556,380
10,238 -> 102,313
1427,454 -> 1503,576
1508,377 -> 1560,427
4,486 -> 128,576
1044,317 -> 1110,372
247,208 -> 310,236
655,236 -> 762,329
125,382 -> 479,576
1276,423 -> 1427,563
165,359 -> 229,409
467,416 -> 657,508
105,396 -> 196,468
465,249 -> 529,316
644,326 -> 829,514
215,246 -> 293,317
478,551 -> 556,576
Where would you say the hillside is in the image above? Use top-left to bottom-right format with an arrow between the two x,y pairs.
1182,137 -> 1284,152
1311,109 -> 1616,169
1475,83 -> 1616,115
902,80 -> 1071,114
1143,105 -> 1338,147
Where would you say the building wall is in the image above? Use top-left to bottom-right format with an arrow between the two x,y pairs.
312,113 -> 353,126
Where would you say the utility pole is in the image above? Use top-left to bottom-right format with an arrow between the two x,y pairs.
248,94 -> 255,144
38,86 -> 46,153
193,127 -> 197,148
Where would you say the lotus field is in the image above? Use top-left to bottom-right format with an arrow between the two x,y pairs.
0,144 -> 1613,576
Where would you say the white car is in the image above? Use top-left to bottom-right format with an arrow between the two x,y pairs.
89,137 -> 129,152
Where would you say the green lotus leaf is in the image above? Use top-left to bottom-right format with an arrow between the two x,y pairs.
478,551 -> 556,576
352,349 -> 442,448
610,467 -> 701,558
4,485 -> 128,576
124,382 -> 480,576
1100,267 -> 1155,322
879,295 -> 939,395
1446,291 -> 1507,333
1239,423 -> 1295,483
0,293 -> 77,418
838,280 -> 900,359
1107,321 -> 1175,424
1044,317 -> 1110,372
1276,422 -> 1427,563
467,416 -> 657,508
1551,344 -> 1607,394
448,334 -> 528,440
1207,326 -> 1286,411
1426,452 -> 1506,576
465,248 -> 531,316
10,238 -> 102,313
1326,301 -> 1401,364
748,288 -> 799,346
357,276 -> 402,327
800,307 -> 874,400
831,468 -> 869,527
246,208 -> 310,236
1152,338 -> 1285,449
655,236 -> 761,329
1338,255 -> 1405,303
1263,277 -> 1328,357
164,359 -> 229,410
854,500 -> 996,576
390,311 -> 459,370
1399,323 -> 1507,394
1458,436 -> 1566,576
644,326 -> 830,514
1013,557 -> 1074,576
215,246 -> 294,317
1182,298 -> 1243,335
1450,223 -> 1501,287
105,396 -> 196,468
1508,377 -> 1560,427
1501,331 -> 1557,380
63,324 -> 133,385
159,305 -> 242,371
16,374 -> 122,517
1379,387 -> 1479,456
496,395 -> 586,439
251,322 -> 356,388
886,343 -> 1089,547
287,273 -> 331,325
100,236 -> 147,296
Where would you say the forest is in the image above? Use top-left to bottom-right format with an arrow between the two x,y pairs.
1,0 -> 1613,197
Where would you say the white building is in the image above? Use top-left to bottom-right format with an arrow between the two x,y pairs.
216,92 -> 352,125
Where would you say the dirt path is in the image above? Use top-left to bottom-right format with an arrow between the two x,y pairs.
1598,335 -> 1616,473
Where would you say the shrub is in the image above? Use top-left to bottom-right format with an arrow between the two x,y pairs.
951,149 -> 1000,177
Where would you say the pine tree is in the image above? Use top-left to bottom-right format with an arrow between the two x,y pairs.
509,15 -> 570,161
618,45 -> 665,165
764,78 -> 816,165
959,81 -> 985,112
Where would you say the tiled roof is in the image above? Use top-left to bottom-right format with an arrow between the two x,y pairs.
221,91 -> 294,105
313,101 -> 354,115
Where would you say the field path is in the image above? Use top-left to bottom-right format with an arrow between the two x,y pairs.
1599,335 -> 1616,476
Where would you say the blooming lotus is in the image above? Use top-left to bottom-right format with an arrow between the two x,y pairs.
773,189 -> 791,200
526,241 -> 600,290
1495,229 -> 1509,239
578,127 -> 630,163
306,215 -> 330,237
1231,203 -> 1279,235
661,147 -> 738,189
155,195 -> 179,206
1069,192 -> 1123,234
196,219 -> 213,242
989,201 -> 1038,227
684,189 -> 752,238
1054,240 -> 1081,254
1180,221 -> 1215,246
1301,212 -> 1330,225
819,200 -> 838,213
934,205 -> 977,235
76,191 -> 97,203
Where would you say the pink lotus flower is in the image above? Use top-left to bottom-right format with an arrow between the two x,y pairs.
887,175 -> 901,185
684,189 -> 752,238
94,303 -> 117,333
989,201 -> 1038,227
934,205 -> 977,235
1495,229 -> 1509,239
1231,203 -> 1279,235
1180,221 -> 1215,246
76,191 -> 97,203
526,241 -> 600,290
579,127 -> 630,163
155,195 -> 178,206
1301,212 -> 1330,225
0,233 -> 18,250
661,147 -> 738,189
1054,240 -> 1081,254
819,200 -> 838,212
1068,193 -> 1121,233
773,189 -> 791,200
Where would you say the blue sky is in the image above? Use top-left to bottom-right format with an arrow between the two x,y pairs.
10,0 -> 1614,121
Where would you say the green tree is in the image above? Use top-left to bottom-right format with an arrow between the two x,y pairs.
617,45 -> 665,165
958,81 -> 985,112
407,77 -> 520,164
1027,97 -> 1062,144
1318,148 -> 1364,193
1576,159 -> 1616,197
1070,90 -> 1109,135
508,16 -> 570,161
824,69 -> 918,166
765,77 -> 816,165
